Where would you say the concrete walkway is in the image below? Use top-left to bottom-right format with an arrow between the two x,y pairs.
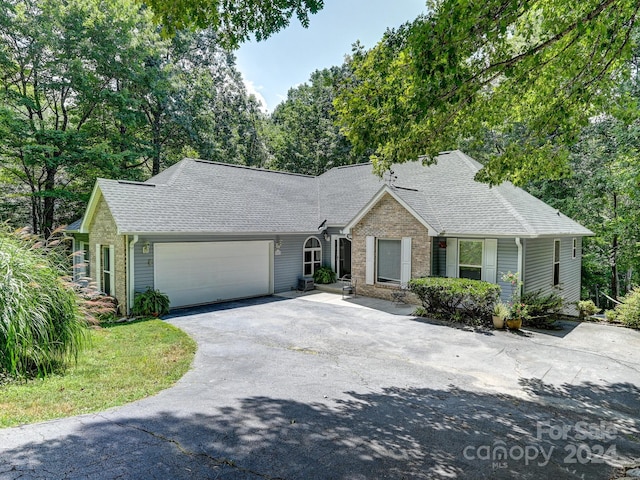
1,292 -> 639,479
276,288 -> 417,315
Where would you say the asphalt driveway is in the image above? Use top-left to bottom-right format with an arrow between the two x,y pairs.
1,292 -> 640,479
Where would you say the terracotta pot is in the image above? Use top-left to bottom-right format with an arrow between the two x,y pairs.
506,318 -> 523,330
492,315 -> 505,329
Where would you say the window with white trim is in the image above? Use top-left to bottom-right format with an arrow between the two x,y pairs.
303,237 -> 322,276
572,238 -> 577,259
73,241 -> 89,281
82,242 -> 90,278
376,239 -> 401,284
458,240 -> 483,280
553,239 -> 561,286
102,245 -> 113,295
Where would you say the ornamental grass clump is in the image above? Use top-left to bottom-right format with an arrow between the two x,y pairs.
0,227 -> 87,378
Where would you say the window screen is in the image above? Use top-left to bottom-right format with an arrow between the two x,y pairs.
459,240 -> 483,280
553,240 -> 561,286
377,239 -> 401,283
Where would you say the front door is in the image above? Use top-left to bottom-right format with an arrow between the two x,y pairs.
334,237 -> 352,278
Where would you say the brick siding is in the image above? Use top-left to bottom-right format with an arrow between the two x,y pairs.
88,197 -> 127,313
351,192 -> 431,303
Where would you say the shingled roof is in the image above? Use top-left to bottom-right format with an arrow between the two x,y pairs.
338,151 -> 593,237
79,150 -> 592,237
90,160 -> 318,234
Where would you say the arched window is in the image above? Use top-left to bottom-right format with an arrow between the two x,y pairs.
303,237 -> 322,276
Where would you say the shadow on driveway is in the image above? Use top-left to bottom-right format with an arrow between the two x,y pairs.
2,380 -> 638,479
163,295 -> 288,320
526,320 -> 581,338
409,316 -> 583,339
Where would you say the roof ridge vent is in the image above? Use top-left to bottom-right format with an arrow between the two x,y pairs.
118,180 -> 156,187
189,159 -> 314,178
332,162 -> 372,170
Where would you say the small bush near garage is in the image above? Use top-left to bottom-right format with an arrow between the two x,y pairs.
611,288 -> 640,328
132,288 -> 171,317
408,277 -> 501,324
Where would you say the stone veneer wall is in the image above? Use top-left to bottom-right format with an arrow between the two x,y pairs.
351,192 -> 431,303
88,196 -> 127,313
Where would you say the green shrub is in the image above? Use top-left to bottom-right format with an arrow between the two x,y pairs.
577,299 -> 600,319
0,228 -> 86,377
132,288 -> 170,317
520,290 -> 564,317
605,309 -> 619,323
313,266 -> 336,284
614,288 -> 640,328
413,306 -> 427,317
408,277 -> 501,324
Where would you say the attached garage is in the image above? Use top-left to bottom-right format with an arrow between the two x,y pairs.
154,241 -> 274,308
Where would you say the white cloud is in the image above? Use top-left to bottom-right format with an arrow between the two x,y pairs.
242,78 -> 268,113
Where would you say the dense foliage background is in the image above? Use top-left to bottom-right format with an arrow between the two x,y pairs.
1,0 -> 638,306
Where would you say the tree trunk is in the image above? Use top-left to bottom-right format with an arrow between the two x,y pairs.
152,148 -> 161,176
30,195 -> 39,234
610,234 -> 619,300
625,268 -> 633,295
119,124 -> 128,172
610,192 -> 619,300
152,119 -> 161,176
42,164 -> 57,238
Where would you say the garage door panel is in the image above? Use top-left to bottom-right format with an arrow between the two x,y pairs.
154,241 -> 272,308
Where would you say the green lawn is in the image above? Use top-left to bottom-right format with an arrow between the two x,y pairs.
0,319 -> 196,428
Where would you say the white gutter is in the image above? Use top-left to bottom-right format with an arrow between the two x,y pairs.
515,237 -> 524,295
128,235 -> 139,314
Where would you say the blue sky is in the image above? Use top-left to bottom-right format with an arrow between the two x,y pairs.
235,1 -> 427,112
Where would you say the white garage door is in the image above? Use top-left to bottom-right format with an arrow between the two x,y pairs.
154,241 -> 273,308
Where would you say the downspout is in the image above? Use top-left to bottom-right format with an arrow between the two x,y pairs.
128,235 -> 139,315
515,237 -> 524,296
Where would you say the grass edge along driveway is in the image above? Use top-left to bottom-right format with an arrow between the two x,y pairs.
0,319 -> 196,428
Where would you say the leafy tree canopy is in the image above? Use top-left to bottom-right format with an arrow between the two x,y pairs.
334,0 -> 640,185
266,66 -> 369,175
144,0 -> 324,46
0,0 -> 265,233
529,115 -> 640,299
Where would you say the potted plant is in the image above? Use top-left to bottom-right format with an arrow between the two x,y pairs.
501,271 -> 527,330
507,301 -> 528,330
492,302 -> 509,329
